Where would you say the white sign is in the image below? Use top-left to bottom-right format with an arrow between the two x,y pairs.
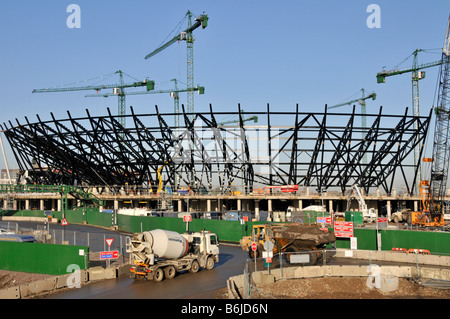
377,217 -> 388,229
377,232 -> 382,250
350,237 -> 358,250
262,251 -> 273,258
263,240 -> 274,252
290,254 -> 310,264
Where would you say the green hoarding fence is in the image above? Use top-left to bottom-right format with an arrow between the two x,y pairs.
0,241 -> 88,275
333,228 -> 450,254
3,209 -> 450,255
117,214 -> 256,243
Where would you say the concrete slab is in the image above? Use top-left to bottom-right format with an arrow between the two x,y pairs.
19,277 -> 57,298
88,267 -> 117,281
0,286 -> 20,299
56,270 -> 88,289
251,273 -> 275,284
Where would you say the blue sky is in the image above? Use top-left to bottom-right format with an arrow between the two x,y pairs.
1,0 -> 449,170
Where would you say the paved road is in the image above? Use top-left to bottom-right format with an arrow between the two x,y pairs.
47,244 -> 248,299
2,220 -> 250,299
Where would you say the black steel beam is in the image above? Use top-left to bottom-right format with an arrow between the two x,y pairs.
2,104 -> 431,195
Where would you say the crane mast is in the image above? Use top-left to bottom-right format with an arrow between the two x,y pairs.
430,16 -> 450,216
145,11 -> 208,121
377,53 -> 442,194
186,11 -> 195,118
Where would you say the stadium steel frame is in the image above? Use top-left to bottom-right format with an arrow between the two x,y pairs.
1,104 -> 432,195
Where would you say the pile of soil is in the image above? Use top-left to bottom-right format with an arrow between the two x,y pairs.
247,277 -> 450,299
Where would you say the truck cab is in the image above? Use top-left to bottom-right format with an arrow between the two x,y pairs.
184,231 -> 219,257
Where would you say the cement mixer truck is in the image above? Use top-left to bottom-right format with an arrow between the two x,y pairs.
126,229 -> 219,281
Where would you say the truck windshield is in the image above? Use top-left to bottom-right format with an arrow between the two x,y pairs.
210,235 -> 218,245
253,227 -> 263,239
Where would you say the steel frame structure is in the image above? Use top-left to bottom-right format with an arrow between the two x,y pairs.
1,104 -> 431,195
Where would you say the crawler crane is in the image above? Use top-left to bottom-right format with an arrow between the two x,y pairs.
413,17 -> 450,227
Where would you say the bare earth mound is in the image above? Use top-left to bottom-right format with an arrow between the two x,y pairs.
248,277 -> 450,299
0,270 -> 55,290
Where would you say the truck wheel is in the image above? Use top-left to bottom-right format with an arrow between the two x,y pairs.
309,252 -> 318,265
205,257 -> 215,270
285,247 -> 295,263
189,260 -> 200,273
164,265 -> 176,279
154,268 -> 164,282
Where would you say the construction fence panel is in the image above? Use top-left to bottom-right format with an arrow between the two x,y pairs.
0,241 -> 88,275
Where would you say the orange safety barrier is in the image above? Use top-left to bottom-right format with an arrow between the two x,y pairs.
391,248 -> 407,253
407,249 -> 431,255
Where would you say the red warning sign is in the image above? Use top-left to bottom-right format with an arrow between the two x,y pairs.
334,221 -> 354,238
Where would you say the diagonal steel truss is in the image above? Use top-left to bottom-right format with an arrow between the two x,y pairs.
1,104 -> 432,195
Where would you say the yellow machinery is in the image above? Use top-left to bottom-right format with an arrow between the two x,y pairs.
412,159 -> 445,227
239,223 -> 336,265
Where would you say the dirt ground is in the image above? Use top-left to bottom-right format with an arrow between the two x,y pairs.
0,270 -> 55,290
232,277 -> 450,299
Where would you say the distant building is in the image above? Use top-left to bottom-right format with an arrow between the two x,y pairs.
0,169 -> 20,184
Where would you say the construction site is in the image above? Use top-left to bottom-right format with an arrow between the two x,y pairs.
1,12 -> 450,226
1,5 -> 450,302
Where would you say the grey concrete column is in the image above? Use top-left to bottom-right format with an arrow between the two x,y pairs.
255,200 -> 260,221
387,200 -> 392,220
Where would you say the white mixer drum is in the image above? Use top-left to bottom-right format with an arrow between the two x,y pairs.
148,229 -> 189,259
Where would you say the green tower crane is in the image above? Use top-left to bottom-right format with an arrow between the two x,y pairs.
86,79 -> 205,128
32,70 -> 155,128
377,50 -> 442,193
144,11 -> 208,120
